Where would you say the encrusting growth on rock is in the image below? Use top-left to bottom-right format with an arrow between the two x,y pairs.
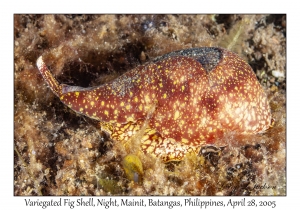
36,47 -> 271,162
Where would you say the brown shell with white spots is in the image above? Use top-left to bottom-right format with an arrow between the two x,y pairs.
37,47 -> 271,162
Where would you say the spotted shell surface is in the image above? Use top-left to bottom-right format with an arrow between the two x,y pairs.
37,47 -> 271,161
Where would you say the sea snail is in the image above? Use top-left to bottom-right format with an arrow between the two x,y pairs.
36,47 -> 271,162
